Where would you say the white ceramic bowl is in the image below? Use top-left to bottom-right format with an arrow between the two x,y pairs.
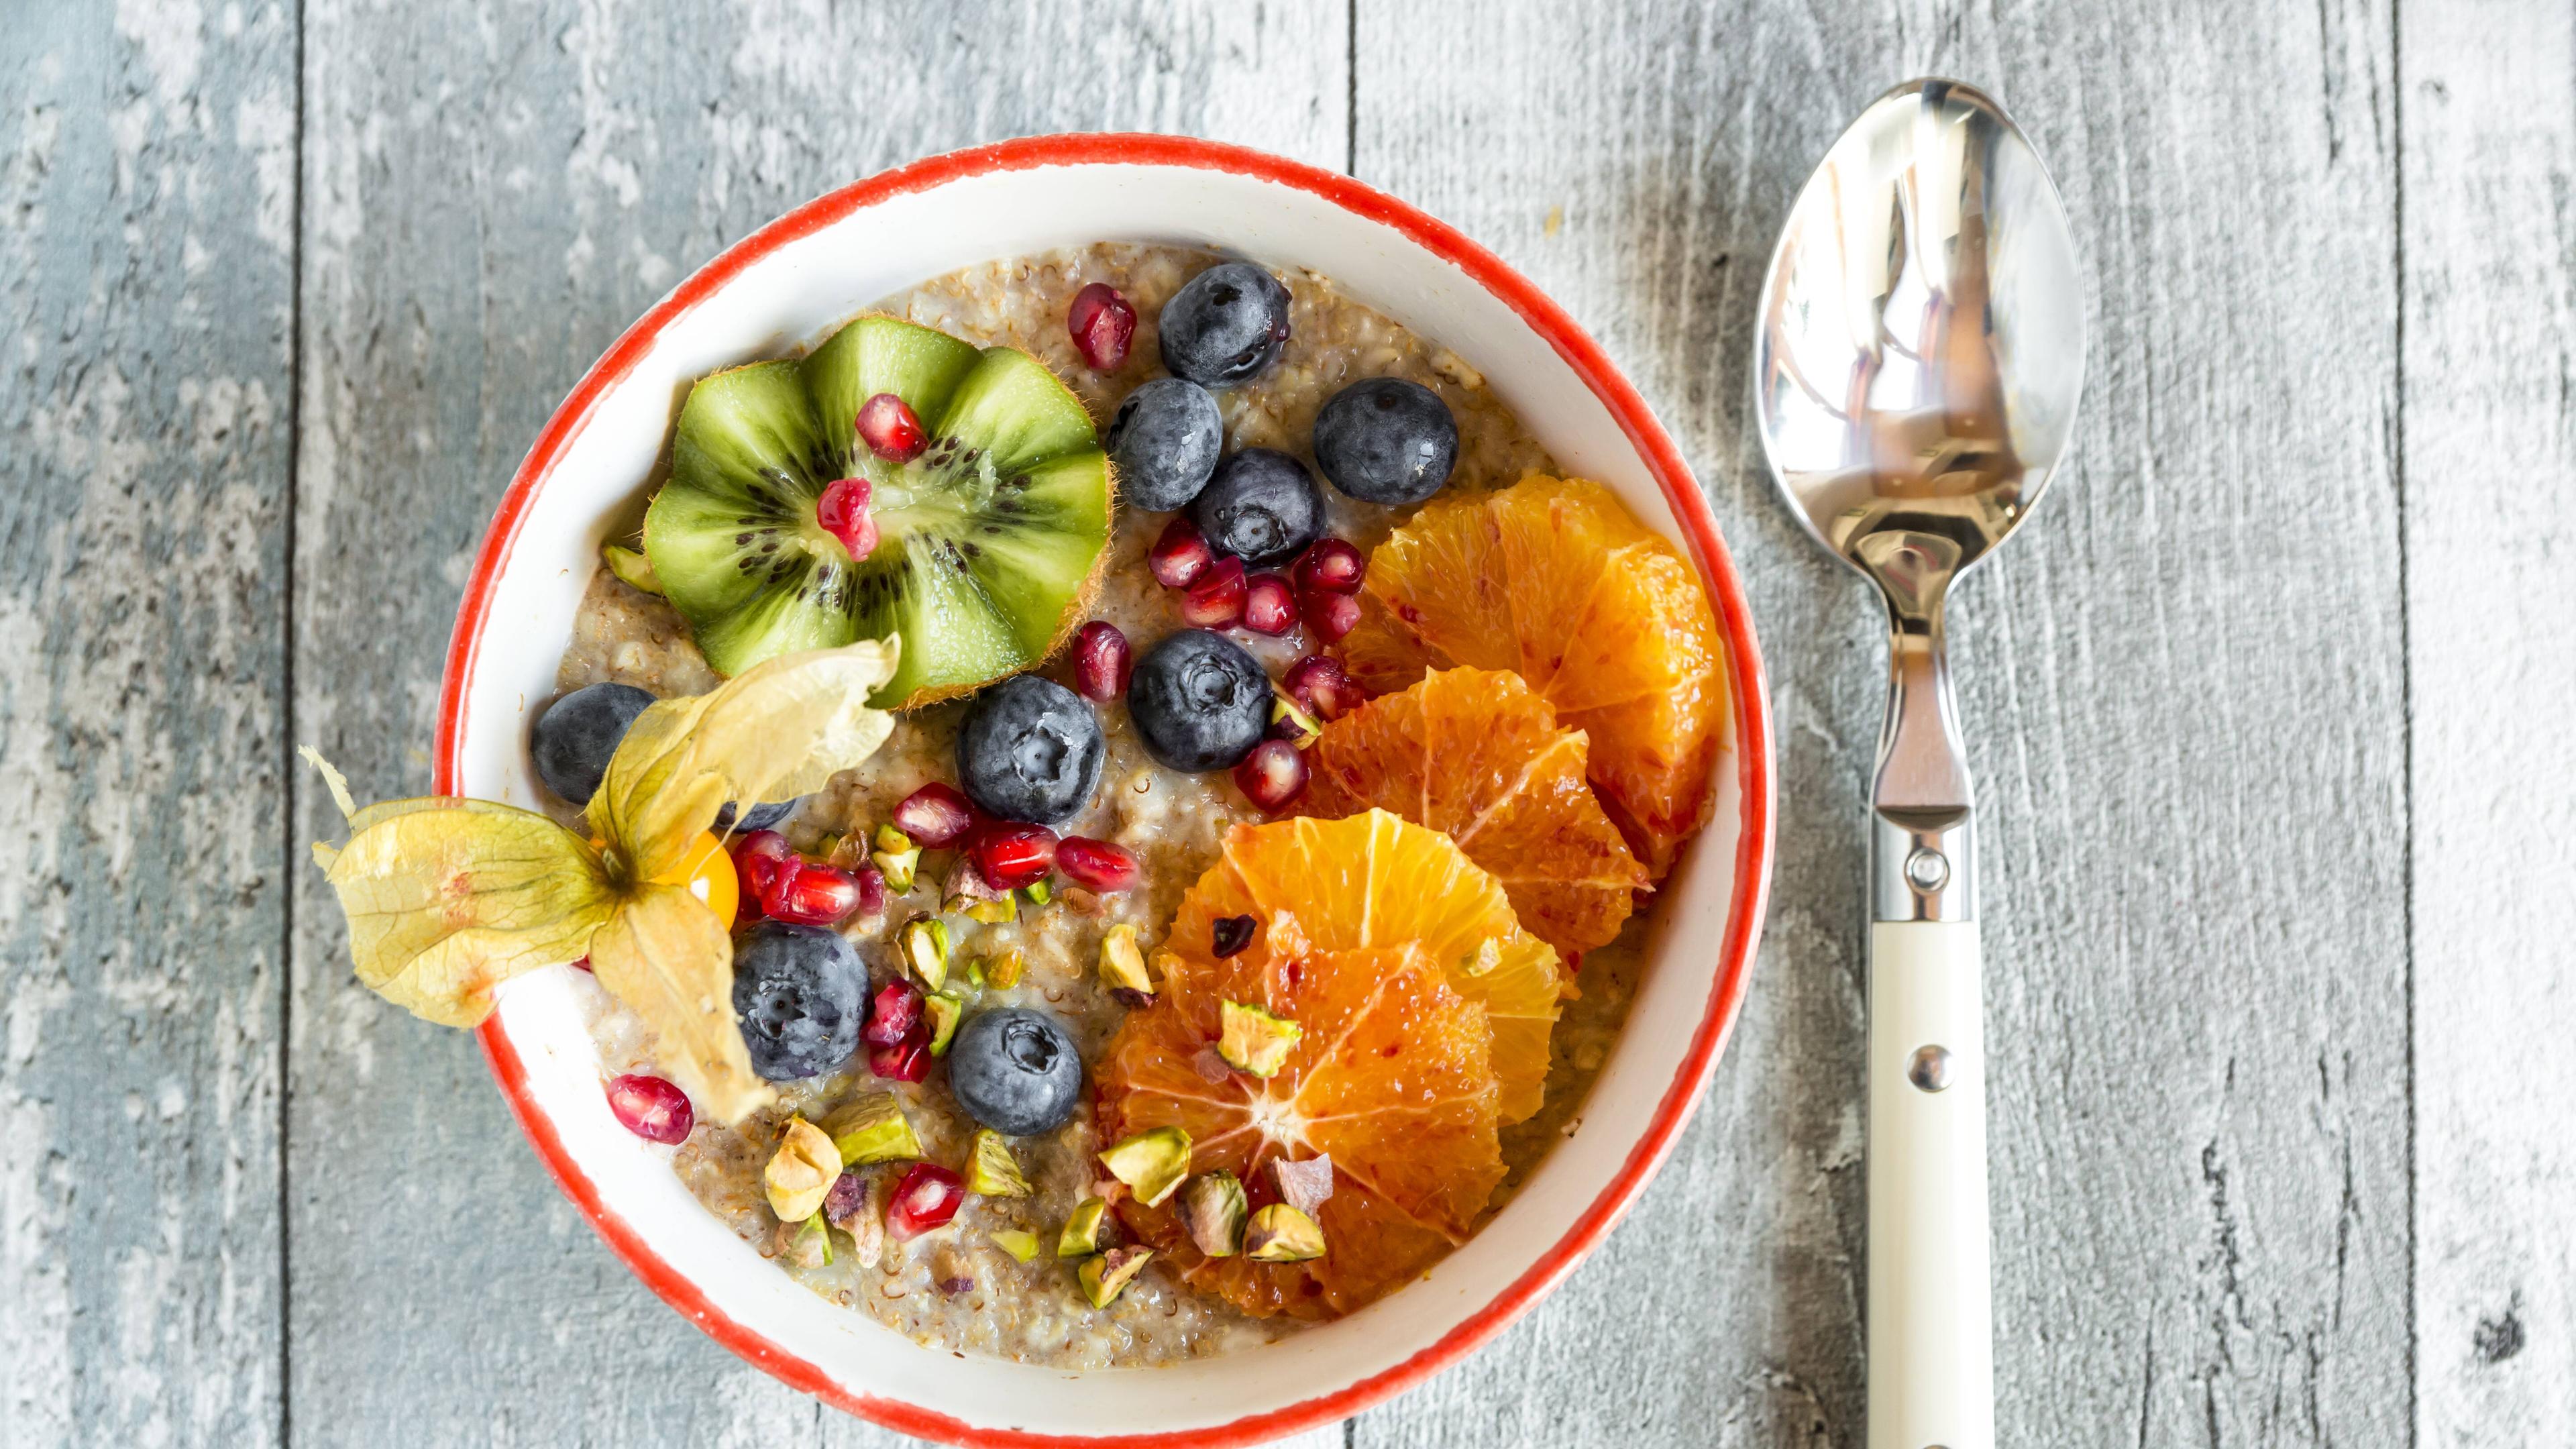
437,135 -> 1774,1447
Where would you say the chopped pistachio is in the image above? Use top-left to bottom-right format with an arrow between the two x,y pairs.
1099,923 -> 1152,997
873,824 -> 915,855
601,541 -> 663,595
1022,878 -> 1053,906
824,1091 -> 922,1165
763,1116 -> 842,1222
1077,1246 -> 1153,1307
794,1207 -> 835,1267
872,841 -> 921,893
1244,1203 -> 1326,1263
990,1228 -> 1041,1264
1057,1197 -> 1110,1258
1178,1171 -> 1248,1258
901,916 -> 951,989
925,992 -> 967,1057
965,1128 -> 1032,1197
962,895 -> 1016,926
1269,691 -> 1322,747
985,947 -> 1026,989
1217,1000 -> 1303,1078
1097,1125 -> 1191,1208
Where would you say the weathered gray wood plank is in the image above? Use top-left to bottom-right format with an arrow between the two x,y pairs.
1350,2 -> 2410,1446
0,0 -> 294,1445
286,2 -> 1347,1443
2400,3 -> 2576,1442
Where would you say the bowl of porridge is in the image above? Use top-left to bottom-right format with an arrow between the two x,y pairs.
433,134 -> 1773,1445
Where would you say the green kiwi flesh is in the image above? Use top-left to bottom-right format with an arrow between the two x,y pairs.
642,315 -> 1112,706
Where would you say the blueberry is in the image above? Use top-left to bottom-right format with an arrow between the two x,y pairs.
947,1008 -> 1083,1136
713,798 -> 800,833
1106,377 -> 1224,511
1312,377 -> 1458,505
1157,261 -> 1291,387
531,682 -> 655,806
730,920 -> 869,1081
1128,630 -> 1271,772
1189,449 -> 1325,567
957,674 -> 1105,824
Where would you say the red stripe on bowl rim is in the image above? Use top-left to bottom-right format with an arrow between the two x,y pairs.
437,132 -> 1774,1448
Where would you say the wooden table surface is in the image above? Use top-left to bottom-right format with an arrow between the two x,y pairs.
6,0 -> 2570,1444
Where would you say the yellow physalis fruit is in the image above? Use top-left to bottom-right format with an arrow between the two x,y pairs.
764,1117 -> 841,1222
1099,1125 -> 1191,1208
303,639 -> 905,1127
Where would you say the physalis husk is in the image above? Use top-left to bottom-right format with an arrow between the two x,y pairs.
305,639 -> 900,1124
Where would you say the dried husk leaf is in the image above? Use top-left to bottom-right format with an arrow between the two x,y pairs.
310,794 -> 616,1027
588,639 -> 900,879
588,882 -> 774,1124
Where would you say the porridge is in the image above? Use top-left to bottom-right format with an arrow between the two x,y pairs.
308,241 -> 1725,1373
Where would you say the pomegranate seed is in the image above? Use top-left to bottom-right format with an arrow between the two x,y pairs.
869,1027 -> 931,1083
1072,621 -> 1132,700
857,392 -> 928,463
885,1162 -> 965,1238
767,859 -> 865,926
967,822 -> 1057,891
1234,738 -> 1308,812
1067,282 -> 1136,371
892,782 -> 976,847
1241,572 -> 1299,635
1055,837 -> 1139,893
1181,556 -> 1248,628
1210,914 -> 1256,958
1283,654 -> 1360,722
814,477 -> 879,561
1149,516 -> 1215,588
823,1170 -> 869,1227
733,830 -> 799,917
571,956 -> 593,973
605,1074 -> 693,1144
1294,538 -> 1366,594
853,862 -> 888,919
865,979 -> 923,1046
1303,587 -> 1361,641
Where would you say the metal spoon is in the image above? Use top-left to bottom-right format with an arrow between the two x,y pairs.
1753,78 -> 2084,1449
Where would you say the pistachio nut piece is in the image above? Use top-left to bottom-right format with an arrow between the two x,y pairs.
1097,1124 -> 1191,1208
1243,1203 -> 1326,1263
1177,1171 -> 1248,1258
985,947 -> 1026,989
1057,1197 -> 1110,1258
990,1228 -> 1041,1264
825,1091 -> 922,1166
1217,999 -> 1303,1077
1098,923 -> 1152,997
763,1116 -> 843,1222
1022,878 -> 1053,906
602,541 -> 663,596
901,916 -> 951,989
924,992 -> 967,1057
965,1128 -> 1032,1197
1077,1246 -> 1153,1307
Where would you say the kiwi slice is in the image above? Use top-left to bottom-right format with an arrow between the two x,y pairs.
642,315 -> 1113,706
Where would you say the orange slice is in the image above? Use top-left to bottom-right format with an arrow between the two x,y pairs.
1299,667 -> 1648,957
1167,813 -> 1560,1122
1097,922 -> 1503,1321
1343,476 -> 1728,877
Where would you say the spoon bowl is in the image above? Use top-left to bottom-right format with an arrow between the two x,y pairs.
1756,77 -> 2084,612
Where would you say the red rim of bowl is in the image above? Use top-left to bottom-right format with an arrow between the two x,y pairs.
435,132 -> 1775,1448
